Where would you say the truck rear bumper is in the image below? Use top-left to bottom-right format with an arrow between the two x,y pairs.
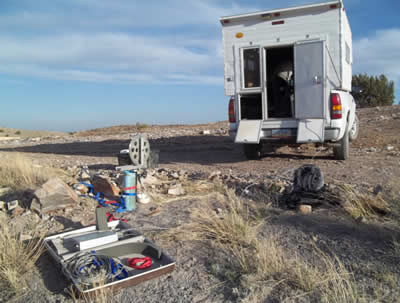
229,128 -> 340,143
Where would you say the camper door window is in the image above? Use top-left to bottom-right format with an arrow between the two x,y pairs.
243,48 -> 260,88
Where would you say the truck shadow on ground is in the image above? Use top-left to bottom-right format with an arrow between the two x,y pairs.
0,135 -> 334,165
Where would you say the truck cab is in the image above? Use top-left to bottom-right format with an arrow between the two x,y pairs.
222,0 -> 358,160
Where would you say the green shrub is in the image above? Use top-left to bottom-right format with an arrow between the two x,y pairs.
352,73 -> 395,108
135,122 -> 148,131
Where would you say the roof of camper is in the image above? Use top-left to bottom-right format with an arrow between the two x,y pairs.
220,0 -> 342,24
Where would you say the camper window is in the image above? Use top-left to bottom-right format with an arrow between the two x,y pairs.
243,48 -> 260,88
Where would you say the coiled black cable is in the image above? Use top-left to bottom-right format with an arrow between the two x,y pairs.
64,251 -> 127,286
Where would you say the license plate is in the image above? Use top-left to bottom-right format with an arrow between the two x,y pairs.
271,129 -> 293,138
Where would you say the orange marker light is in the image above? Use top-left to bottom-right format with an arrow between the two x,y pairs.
236,32 -> 244,39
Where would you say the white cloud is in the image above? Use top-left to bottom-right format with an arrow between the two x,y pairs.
0,0 -> 256,85
353,28 -> 400,98
0,34 -> 217,71
0,33 -> 223,85
0,0 -> 257,30
1,0 -> 380,87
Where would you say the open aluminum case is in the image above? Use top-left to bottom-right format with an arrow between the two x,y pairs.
44,220 -> 175,294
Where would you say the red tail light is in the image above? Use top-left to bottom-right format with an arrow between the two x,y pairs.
331,93 -> 342,119
228,98 -> 236,123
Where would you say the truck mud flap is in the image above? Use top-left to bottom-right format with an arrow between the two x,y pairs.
235,120 -> 262,144
296,119 -> 325,143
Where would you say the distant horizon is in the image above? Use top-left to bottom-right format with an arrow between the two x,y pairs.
0,119 -> 230,133
2,103 -> 400,133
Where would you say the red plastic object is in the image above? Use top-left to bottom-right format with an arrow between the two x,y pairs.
127,257 -> 153,269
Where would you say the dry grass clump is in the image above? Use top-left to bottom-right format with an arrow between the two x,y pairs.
236,237 -> 360,302
335,184 -> 390,219
69,280 -> 116,303
191,187 -> 364,302
0,153 -> 57,190
192,188 -> 259,246
0,222 -> 44,296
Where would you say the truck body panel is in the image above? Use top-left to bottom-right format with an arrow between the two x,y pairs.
221,0 -> 355,152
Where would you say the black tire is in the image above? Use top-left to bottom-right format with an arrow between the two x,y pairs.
333,128 -> 349,160
349,115 -> 359,142
243,144 -> 262,160
118,153 -> 132,166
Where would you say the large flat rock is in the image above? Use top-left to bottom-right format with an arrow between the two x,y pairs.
31,178 -> 78,214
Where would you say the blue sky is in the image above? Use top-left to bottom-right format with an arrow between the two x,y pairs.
0,0 -> 399,131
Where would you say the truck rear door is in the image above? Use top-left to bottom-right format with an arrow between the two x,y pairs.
234,47 -> 263,144
294,40 -> 325,143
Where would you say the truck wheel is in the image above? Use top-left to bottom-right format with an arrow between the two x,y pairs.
243,144 -> 262,160
333,129 -> 349,160
349,115 -> 359,142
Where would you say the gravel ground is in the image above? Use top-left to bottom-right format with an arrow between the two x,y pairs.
1,105 -> 400,302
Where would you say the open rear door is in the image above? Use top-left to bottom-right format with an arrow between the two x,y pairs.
235,120 -> 262,144
294,40 -> 325,143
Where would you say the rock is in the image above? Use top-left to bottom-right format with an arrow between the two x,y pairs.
92,175 -> 120,198
41,214 -> 50,221
178,170 -> 187,176
31,177 -> 79,214
80,169 -> 91,180
140,175 -> 159,186
298,204 -> 312,214
0,187 -> 12,196
10,206 -> 25,217
168,184 -> 185,196
170,172 -> 180,179
137,192 -> 151,204
386,146 -> 394,151
209,171 -> 222,180
7,200 -> 19,211
0,201 -> 6,211
201,130 -> 211,135
356,216 -> 368,223
73,183 -> 89,195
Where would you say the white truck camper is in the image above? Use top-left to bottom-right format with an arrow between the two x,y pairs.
221,0 -> 358,160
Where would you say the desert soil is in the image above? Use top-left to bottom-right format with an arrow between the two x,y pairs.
0,105 -> 399,302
